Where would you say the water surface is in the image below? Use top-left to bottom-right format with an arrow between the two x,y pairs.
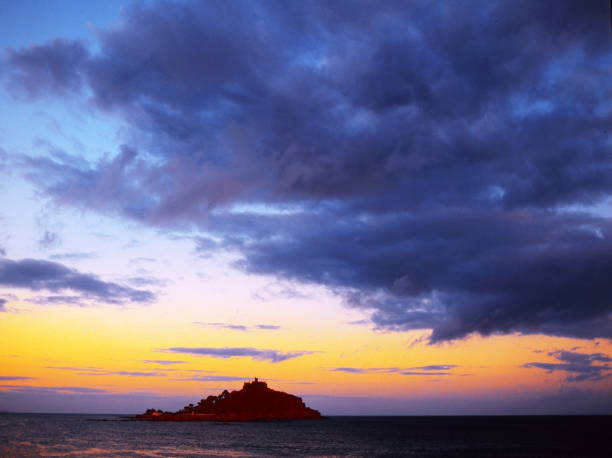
1,414 -> 611,457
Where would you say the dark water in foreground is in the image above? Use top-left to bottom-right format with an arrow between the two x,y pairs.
1,414 -> 611,457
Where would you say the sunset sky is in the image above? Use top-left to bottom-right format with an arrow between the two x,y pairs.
1,0 -> 611,414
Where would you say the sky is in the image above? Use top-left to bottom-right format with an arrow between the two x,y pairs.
0,0 -> 611,415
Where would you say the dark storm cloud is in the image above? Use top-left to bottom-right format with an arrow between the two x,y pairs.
231,209 -> 612,342
3,1 -> 611,341
524,350 -> 612,382
166,347 -> 312,363
0,258 -> 154,304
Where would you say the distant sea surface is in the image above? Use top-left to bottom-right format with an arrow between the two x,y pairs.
1,414 -> 611,457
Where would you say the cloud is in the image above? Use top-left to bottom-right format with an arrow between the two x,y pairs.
524,350 -> 612,382
399,371 -> 452,376
104,371 -> 165,377
129,257 -> 157,265
124,276 -> 167,287
142,360 -> 186,366
229,209 -> 612,342
165,347 -> 312,363
250,280 -> 310,302
3,38 -> 88,97
0,376 -> 36,381
0,258 -> 155,304
330,365 -> 457,376
49,252 -> 98,261
407,365 -> 457,371
0,385 -> 108,395
46,366 -> 166,377
38,230 -> 60,250
30,295 -> 87,306
173,375 -> 250,382
0,298 -> 6,312
331,367 -> 398,374
3,1 -> 612,341
194,322 -> 281,332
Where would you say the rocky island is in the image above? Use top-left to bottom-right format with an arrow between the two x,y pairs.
136,378 -> 322,421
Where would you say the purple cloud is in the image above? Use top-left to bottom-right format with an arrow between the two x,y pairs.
166,347 -> 312,363
330,365 -> 458,376
2,0 -> 611,342
524,350 -> 612,382
0,258 -> 155,304
173,375 -> 249,382
194,322 -> 281,332
4,38 -> 88,97
142,360 -> 186,366
0,376 -> 36,381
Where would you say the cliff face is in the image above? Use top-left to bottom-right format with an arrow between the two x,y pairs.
137,379 -> 322,421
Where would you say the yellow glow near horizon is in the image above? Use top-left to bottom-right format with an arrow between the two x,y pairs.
3,294 -> 611,408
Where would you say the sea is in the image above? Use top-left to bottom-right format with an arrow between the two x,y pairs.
1,414 -> 611,457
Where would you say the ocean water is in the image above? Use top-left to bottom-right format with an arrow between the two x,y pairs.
0,414 -> 611,457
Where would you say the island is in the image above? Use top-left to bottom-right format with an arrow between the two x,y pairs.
136,378 -> 322,421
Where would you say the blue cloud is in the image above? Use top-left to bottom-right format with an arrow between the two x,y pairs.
0,258 -> 155,304
2,0 -> 611,342
524,350 -> 612,382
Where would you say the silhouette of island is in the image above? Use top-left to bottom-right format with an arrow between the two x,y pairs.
136,378 -> 322,421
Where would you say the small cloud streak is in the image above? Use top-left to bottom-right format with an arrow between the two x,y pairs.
194,322 -> 282,332
523,350 -> 612,382
0,385 -> 108,394
46,366 -> 166,377
49,252 -> 98,261
407,365 -> 458,371
0,376 -> 36,381
331,367 -> 397,374
330,365 -> 458,376
173,375 -> 249,382
399,371 -> 453,376
143,360 -> 186,366
166,347 -> 312,363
